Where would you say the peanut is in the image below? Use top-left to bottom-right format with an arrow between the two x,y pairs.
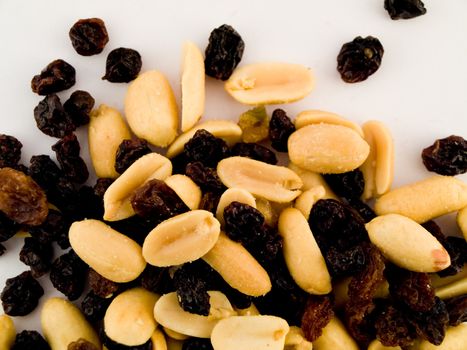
294,109 -> 364,137
151,328 -> 168,350
285,326 -> 313,350
163,327 -> 189,340
430,265 -> 467,288
368,339 -> 401,350
294,186 -> 327,220
288,163 -> 337,198
419,323 -> 467,350
215,187 -> 256,226
235,303 -> 261,316
456,206 -> 467,242
312,317 -> 359,350
166,338 -> 183,350
0,314 -> 15,350
165,174 -> 202,210
435,277 -> 467,299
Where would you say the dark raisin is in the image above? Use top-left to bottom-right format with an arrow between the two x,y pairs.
68,185 -> 104,221
269,109 -> 295,152
28,209 -> 69,245
375,302 -> 416,347
31,59 -> 76,95
384,0 -> 427,20
1,271 -> 44,316
0,167 -> 48,226
34,94 -> 76,138
81,291 -> 112,322
204,24 -> 244,80
0,243 -> 5,256
337,36 -> 384,83
29,155 -> 64,193
248,224 -> 283,265
230,142 -> 277,165
138,265 -> 174,294
301,295 -> 334,342
0,134 -> 22,168
104,335 -> 152,350
223,201 -> 264,245
107,216 -> 154,246
52,133 -> 89,184
325,245 -> 367,277
422,135 -> 467,176
170,151 -> 190,174
185,162 -> 226,193
103,48 -> 142,83
94,178 -> 114,199
115,139 -> 152,174
46,177 -> 79,224
50,250 -> 88,301
88,269 -> 119,298
408,297 -> 449,345
199,191 -> 222,214
445,295 -> 467,326
64,90 -> 95,127
0,211 -> 19,242
68,338 -> 99,350
343,197 -> 376,223
323,169 -> 364,198
182,338 -> 213,350
345,299 -> 377,346
19,237 -> 53,278
173,264 -> 210,316
184,129 -> 230,167
69,18 -> 109,56
12,330 -> 51,350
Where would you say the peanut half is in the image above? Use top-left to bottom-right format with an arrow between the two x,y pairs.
285,326 -> 313,350
163,327 -> 189,341
0,314 -> 15,350
430,264 -> 467,288
288,163 -> 337,198
366,214 -> 451,272
202,232 -> 272,296
278,208 -> 331,295
125,70 -> 178,147
294,109 -> 364,137
88,104 -> 131,179
435,277 -> 467,299
151,328 -> 168,350
143,210 -> 220,267
166,338 -> 183,350
294,186 -> 327,220
211,315 -> 289,350
69,219 -> 146,283
419,323 -> 467,350
103,152 -> 172,221
368,339 -> 401,350
456,206 -> 467,242
104,288 -> 159,346
215,187 -> 256,226
165,174 -> 202,210
374,176 -> 467,223
312,317 -> 359,350
288,124 -> 370,174
224,62 -> 314,105
217,156 -> 303,203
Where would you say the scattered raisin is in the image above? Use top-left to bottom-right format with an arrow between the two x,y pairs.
114,139 -> 152,174
337,36 -> 384,83
50,250 -> 88,301
0,134 -> 22,168
138,265 -> 174,295
52,133 -> 89,184
231,142 -> 277,164
375,302 -> 416,347
445,295 -> 467,326
94,178 -> 114,199
1,271 -> 44,316
28,209 -> 69,245
224,201 -> 264,245
29,155 -> 64,193
12,330 -> 51,350
19,237 -> 53,278
185,162 -> 226,193
323,169 -> 364,199
173,263 -> 210,316
301,295 -> 334,342
237,106 -> 269,143
384,0 -> 427,20
345,299 -> 376,345
88,269 -> 119,298
421,135 -> 467,176
269,109 -> 295,152
68,185 -> 104,221
170,151 -> 190,174
199,191 -> 222,214
325,245 -> 367,277
408,297 -> 449,345
69,18 -> 109,56
31,59 -> 76,95
184,129 -> 230,167
103,48 -> 142,83
33,94 -> 76,138
81,291 -> 112,322
0,211 -> 19,242
107,216 -> 154,246
343,197 -> 376,223
182,338 -> 214,350
68,338 -> 99,350
204,24 -> 244,80
63,90 -> 95,127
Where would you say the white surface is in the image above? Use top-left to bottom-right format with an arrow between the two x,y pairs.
1,0 -> 467,333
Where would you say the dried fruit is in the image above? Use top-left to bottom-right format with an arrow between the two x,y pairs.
0,211 -> 18,242
300,295 -> 334,342
173,263 -> 210,316
337,36 -> 384,83
19,237 -> 53,278
69,18 -> 109,56
29,155 -> 63,193
375,302 -> 416,347
325,245 -> 367,277
408,297 -> 449,345
186,161 -> 226,193
199,191 -> 222,214
28,209 -> 69,246
269,109 -> 295,152
103,47 -> 142,83
182,338 -> 213,350
115,139 -> 152,174
12,330 -> 50,350
343,197 -> 376,223
204,24 -> 244,80
223,201 -> 264,246
68,338 -> 99,350
323,169 -> 365,199
50,250 -> 88,301
1,271 -> 44,316
0,134 -> 22,168
344,300 -> 376,345
237,106 -> 269,143
64,90 -> 95,127
88,269 -> 119,298
31,59 -> 76,95
445,295 -> 467,326
94,177 -> 114,199
81,291 -> 112,322
184,129 -> 230,167
231,142 -> 277,165
138,265 -> 174,295
52,133 -> 89,184
384,0 -> 427,20
34,94 -> 76,138
421,135 -> 467,176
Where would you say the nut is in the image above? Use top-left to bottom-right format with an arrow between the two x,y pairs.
88,104 -> 131,179
419,323 -> 467,350
430,264 -> 467,288
224,62 -> 314,105
374,176 -> 467,223
217,156 -> 303,203
143,210 -> 221,267
288,124 -> 370,174
151,328 -> 168,350
368,339 -> 401,350
104,288 -> 159,346
312,317 -> 359,350
202,232 -> 272,296
125,70 -> 179,147
166,120 -> 242,158
41,297 -> 100,350
165,174 -> 202,210
284,326 -> 313,350
154,291 -> 234,338
181,41 -> 205,132
294,109 -> 364,137
69,219 -> 146,283
288,163 -> 337,198
278,208 -> 331,294
366,214 -> 451,272
255,198 -> 277,226
456,206 -> 467,242
215,187 -> 256,226
0,314 -> 15,350
435,276 -> 467,299
103,152 -> 172,221
294,186 -> 327,220
163,327 -> 189,341
211,315 -> 290,350
166,338 -> 183,350
235,303 -> 261,316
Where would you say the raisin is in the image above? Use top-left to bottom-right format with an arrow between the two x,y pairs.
1,271 -> 44,316
107,216 -> 154,246
301,295 -> 334,342
81,291 -> 112,322
170,152 -> 190,174
269,109 -> 295,152
52,133 -> 89,184
46,177 -> 79,223
408,297 -> 449,345
199,191 -> 222,214
325,245 -> 367,277
19,237 -> 53,278
224,201 -> 265,245
173,263 -> 210,316
445,295 -> 467,326
12,330 -> 51,350
185,162 -> 226,193
50,250 -> 88,301
422,135 -> 467,176
28,209 -> 69,245
184,129 -> 230,167
29,155 -> 64,193
104,335 -> 152,350
0,211 -> 19,242
64,90 -> 95,127
69,18 -> 109,56
337,36 -> 384,83
0,243 -> 5,256
68,185 -> 104,221
68,338 -> 99,350
103,48 -> 142,83
384,0 -> 427,20
0,167 -> 48,226
231,142 -> 277,165
343,197 -> 376,223
0,134 -> 22,168
182,338 -> 213,350
88,269 -> 120,298
94,178 -> 114,199
323,169 -> 364,199
345,299 -> 377,345
204,24 -> 244,80
34,94 -> 76,138
375,302 -> 416,347
31,59 -> 76,95
115,139 -> 152,174
237,106 -> 269,143
138,265 -> 174,294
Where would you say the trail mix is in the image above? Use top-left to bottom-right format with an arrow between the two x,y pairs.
1,4 -> 467,350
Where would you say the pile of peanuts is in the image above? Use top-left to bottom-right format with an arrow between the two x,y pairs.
2,39 -> 467,350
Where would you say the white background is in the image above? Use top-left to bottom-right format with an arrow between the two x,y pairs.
0,0 -> 467,333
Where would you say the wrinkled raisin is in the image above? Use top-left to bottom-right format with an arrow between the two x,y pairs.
384,0 -> 427,20
94,178 -> 114,199
0,167 -> 48,226
68,338 -> 99,350
422,135 -> 467,176
28,209 -> 69,246
0,211 -> 19,242
375,302 -> 416,347
269,109 -> 295,152
115,139 -> 152,174
173,263 -> 210,316
323,169 -> 364,199
345,299 -> 376,345
184,129 -> 230,167
408,297 -> 449,345
325,245 -> 367,277
224,201 -> 264,245
29,155 -> 64,193
182,338 -> 214,350
301,295 -> 334,342
69,18 -> 109,56
34,94 -> 76,138
19,237 -> 53,278
445,295 -> 467,326
204,24 -> 244,80
50,250 -> 88,301
1,271 -> 44,316
343,197 -> 376,223
67,185 -> 104,221
52,133 -> 89,184
64,90 -> 95,127
88,269 -> 119,298
0,134 -> 22,168
103,48 -> 142,83
81,291 -> 112,322
138,265 -> 174,294
107,216 -> 154,246
185,162 -> 226,193
199,191 -> 222,214
170,151 -> 190,174
237,106 -> 269,143
31,59 -> 76,95
337,36 -> 384,83
12,330 -> 50,350
231,142 -> 277,165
